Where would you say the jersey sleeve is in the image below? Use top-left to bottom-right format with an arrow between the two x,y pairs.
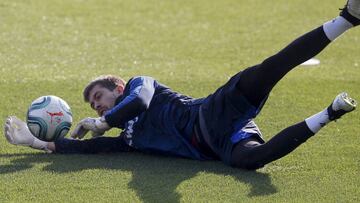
104,76 -> 155,128
54,136 -> 133,153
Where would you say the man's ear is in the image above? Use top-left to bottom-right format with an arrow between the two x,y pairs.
116,84 -> 125,94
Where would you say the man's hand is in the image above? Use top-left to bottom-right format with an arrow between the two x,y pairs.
71,117 -> 111,139
4,116 -> 51,152
4,116 -> 35,146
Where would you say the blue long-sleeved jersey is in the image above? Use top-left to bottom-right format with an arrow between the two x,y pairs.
104,76 -> 211,160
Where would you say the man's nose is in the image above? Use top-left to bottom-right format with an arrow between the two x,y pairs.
94,102 -> 101,110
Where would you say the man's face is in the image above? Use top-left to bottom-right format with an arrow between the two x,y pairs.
88,84 -> 123,116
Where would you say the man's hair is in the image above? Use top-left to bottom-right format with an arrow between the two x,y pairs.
83,75 -> 126,102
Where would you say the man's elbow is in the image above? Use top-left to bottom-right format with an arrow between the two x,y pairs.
135,97 -> 150,111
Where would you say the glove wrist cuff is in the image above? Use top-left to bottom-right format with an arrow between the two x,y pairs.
95,116 -> 110,130
31,138 -> 52,153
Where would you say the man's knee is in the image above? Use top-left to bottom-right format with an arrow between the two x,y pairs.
230,138 -> 265,170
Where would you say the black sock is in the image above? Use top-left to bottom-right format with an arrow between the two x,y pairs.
236,26 -> 330,107
231,121 -> 315,170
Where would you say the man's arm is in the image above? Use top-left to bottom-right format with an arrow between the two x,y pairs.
71,76 -> 156,139
104,76 -> 156,128
54,136 -> 133,154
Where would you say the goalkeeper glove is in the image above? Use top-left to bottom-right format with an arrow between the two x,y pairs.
70,116 -> 111,139
4,116 -> 52,152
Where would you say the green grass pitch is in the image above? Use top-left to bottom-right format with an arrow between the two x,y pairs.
0,0 -> 359,202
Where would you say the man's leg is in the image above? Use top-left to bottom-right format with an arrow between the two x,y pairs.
237,4 -> 360,107
231,93 -> 357,170
230,3 -> 360,169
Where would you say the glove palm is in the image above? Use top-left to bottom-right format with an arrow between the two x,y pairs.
4,116 -> 51,152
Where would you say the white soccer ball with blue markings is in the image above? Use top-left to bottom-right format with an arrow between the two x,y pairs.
26,95 -> 72,142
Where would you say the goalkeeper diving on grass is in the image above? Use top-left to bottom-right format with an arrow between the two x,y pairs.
4,0 -> 359,170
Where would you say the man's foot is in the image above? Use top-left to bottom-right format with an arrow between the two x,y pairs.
341,0 -> 360,26
327,92 -> 357,121
346,0 -> 360,19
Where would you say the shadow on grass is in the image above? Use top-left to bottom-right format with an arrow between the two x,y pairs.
0,152 -> 277,202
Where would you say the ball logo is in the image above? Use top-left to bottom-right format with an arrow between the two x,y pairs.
46,111 -> 64,124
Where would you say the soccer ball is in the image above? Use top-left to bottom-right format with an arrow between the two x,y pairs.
26,95 -> 72,142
